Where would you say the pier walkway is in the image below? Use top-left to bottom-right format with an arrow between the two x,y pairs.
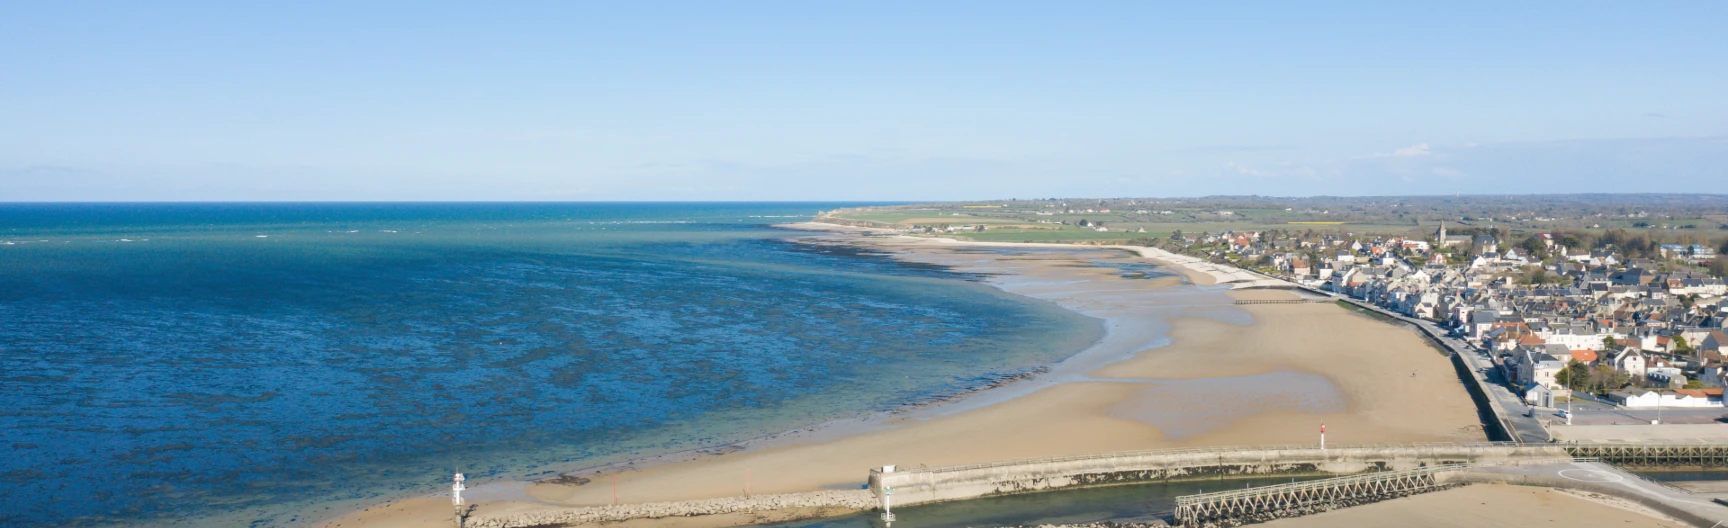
871,442 -> 1728,524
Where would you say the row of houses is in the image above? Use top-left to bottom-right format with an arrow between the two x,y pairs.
1173,226 -> 1728,409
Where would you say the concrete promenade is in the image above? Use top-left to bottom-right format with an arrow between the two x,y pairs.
869,442 -> 1568,508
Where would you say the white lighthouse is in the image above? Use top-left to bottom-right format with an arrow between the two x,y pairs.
452,473 -> 466,506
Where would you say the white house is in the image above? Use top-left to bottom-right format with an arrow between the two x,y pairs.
1613,347 -> 1648,379
1609,389 -> 1722,408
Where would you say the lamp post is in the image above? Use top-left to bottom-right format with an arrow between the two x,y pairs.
452,473 -> 467,528
882,485 -> 895,523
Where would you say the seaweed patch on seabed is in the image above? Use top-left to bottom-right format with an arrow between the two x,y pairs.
700,445 -> 746,456
776,238 -> 996,281
539,474 -> 592,486
1087,259 -> 1182,281
889,366 -> 1052,414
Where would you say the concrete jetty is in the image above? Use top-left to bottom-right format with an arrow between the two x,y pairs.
464,490 -> 874,528
868,442 -> 1568,508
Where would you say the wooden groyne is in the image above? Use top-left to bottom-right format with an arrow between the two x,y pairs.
1173,465 -> 1462,527
1564,441 -> 1728,467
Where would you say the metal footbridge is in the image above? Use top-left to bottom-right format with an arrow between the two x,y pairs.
1563,441 -> 1728,466
1167,443 -> 1728,526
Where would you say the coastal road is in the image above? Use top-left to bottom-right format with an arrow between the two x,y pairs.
1564,408 -> 1727,426
1325,293 -> 1552,444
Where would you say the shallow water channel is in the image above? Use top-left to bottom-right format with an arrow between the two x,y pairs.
758,477 -> 1326,528
1631,469 -> 1728,482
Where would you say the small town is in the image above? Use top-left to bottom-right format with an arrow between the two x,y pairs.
1168,222 -> 1728,416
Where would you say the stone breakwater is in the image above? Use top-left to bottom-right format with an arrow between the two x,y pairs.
467,490 -> 875,528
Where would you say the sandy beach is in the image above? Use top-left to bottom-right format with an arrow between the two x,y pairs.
325,224 -> 1484,528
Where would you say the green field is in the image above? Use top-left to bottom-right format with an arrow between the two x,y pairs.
823,200 -> 1728,247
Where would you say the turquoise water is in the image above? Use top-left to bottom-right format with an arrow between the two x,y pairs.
0,203 -> 1100,526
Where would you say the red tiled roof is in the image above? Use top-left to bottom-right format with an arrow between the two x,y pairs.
1674,389 -> 1722,398
1570,350 -> 1598,362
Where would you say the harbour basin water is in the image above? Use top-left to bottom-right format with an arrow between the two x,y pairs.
755,476 -> 1328,528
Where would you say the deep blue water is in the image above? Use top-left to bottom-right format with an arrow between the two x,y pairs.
0,203 -> 1099,526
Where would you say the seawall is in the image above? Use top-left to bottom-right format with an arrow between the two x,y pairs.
465,490 -> 875,528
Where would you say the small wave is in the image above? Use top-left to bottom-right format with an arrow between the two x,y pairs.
255,235 -> 268,238
118,239 -> 134,242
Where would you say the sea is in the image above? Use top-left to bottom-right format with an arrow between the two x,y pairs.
0,203 -> 1101,527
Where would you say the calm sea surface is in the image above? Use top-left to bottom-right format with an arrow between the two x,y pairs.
0,203 -> 1100,526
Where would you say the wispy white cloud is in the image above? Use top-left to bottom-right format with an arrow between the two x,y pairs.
1360,142 -> 1432,159
1221,161 -> 1320,179
1191,136 -> 1728,197
1166,144 -> 1297,154
1223,161 -> 1271,177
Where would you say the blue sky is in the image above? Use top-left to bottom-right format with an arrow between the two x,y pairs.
2,2 -> 1725,201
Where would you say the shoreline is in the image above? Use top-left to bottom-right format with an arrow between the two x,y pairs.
769,221 -> 1227,287
321,223 -> 1220,527
324,221 -> 1484,528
